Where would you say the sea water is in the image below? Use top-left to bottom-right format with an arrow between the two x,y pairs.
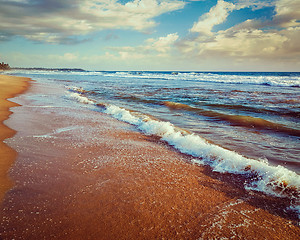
6,70 -> 300,212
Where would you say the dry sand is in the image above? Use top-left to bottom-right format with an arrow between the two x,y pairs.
0,75 -> 299,239
0,74 -> 31,201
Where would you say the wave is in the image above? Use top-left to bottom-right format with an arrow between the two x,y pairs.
163,101 -> 300,137
115,94 -> 158,105
104,106 -> 300,200
205,103 -> 300,119
9,69 -> 300,88
69,92 -> 96,105
101,71 -> 300,88
67,90 -> 300,209
67,87 -> 300,137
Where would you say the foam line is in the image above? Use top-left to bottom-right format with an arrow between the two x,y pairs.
69,92 -> 95,105
103,105 -> 300,198
68,90 -> 300,217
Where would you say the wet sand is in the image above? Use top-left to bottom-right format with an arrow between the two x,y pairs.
0,77 -> 299,239
0,75 -> 31,201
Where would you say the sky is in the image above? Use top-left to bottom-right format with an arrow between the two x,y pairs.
0,0 -> 299,71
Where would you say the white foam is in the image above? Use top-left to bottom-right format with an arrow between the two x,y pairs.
104,105 -> 140,125
33,126 -> 79,138
55,126 -> 80,134
33,133 -> 55,138
103,103 -> 300,199
67,90 -> 300,216
69,92 -> 95,105
9,69 -> 300,87
101,71 -> 300,87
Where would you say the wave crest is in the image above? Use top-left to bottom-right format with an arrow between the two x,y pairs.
67,89 -> 300,216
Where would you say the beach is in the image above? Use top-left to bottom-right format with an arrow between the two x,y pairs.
0,73 -> 299,239
0,75 -> 31,201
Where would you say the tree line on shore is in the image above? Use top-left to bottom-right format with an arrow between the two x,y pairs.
0,62 -> 10,70
0,62 -> 86,72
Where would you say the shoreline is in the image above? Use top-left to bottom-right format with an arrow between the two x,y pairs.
0,75 -> 299,239
0,74 -> 32,202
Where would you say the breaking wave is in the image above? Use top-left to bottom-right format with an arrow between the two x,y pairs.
67,89 -> 300,206
69,92 -> 95,105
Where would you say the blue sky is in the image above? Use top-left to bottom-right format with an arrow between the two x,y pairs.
0,0 -> 299,71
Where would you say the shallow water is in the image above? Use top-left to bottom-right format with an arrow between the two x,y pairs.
5,70 -> 300,206
8,70 -> 299,170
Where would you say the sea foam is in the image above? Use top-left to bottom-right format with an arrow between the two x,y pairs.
68,90 -> 300,212
69,92 -> 95,105
101,71 -> 300,88
103,105 -> 300,197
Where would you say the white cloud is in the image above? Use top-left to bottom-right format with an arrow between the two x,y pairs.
273,0 -> 300,27
2,0 -> 299,71
146,33 -> 179,53
108,33 -> 179,59
234,0 -> 275,10
81,33 -> 179,68
58,53 -> 79,61
192,29 -> 288,57
0,0 -> 186,43
178,0 -> 300,67
190,0 -> 235,35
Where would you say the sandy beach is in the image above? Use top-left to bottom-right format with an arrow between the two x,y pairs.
0,74 -> 299,239
0,74 -> 31,201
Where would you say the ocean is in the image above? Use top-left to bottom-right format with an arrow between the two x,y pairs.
6,69 -> 300,215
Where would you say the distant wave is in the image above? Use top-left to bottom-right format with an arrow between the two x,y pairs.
67,88 -> 300,209
11,69 -> 299,88
101,71 -> 300,88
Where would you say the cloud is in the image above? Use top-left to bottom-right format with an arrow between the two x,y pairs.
4,51 -> 80,69
178,0 -> 300,66
234,0 -> 275,10
6,33 -> 179,69
0,0 -> 185,43
273,0 -> 300,28
76,0 -> 299,70
183,29 -> 288,58
57,53 -> 79,61
145,33 -> 179,53
107,33 -> 179,59
104,33 -> 119,41
190,0 -> 235,35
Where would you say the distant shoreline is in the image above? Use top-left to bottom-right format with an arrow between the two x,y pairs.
11,67 -> 86,72
7,68 -> 300,74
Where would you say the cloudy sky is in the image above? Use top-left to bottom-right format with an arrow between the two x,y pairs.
0,0 -> 299,71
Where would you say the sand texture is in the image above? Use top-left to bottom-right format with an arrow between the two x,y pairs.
0,77 -> 299,239
0,75 -> 31,201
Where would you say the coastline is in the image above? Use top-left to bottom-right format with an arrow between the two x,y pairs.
0,74 -> 32,202
0,75 -> 299,239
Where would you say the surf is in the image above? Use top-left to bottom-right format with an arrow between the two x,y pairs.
67,89 -> 300,206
